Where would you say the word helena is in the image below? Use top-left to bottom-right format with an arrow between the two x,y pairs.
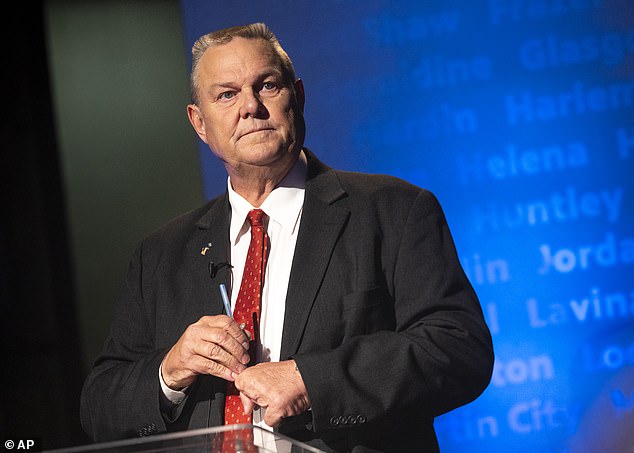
527,286 -> 634,328
456,141 -> 588,184
538,232 -> 634,274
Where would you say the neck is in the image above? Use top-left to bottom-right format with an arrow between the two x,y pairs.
226,153 -> 299,207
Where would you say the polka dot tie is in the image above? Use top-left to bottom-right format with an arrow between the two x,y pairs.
224,209 -> 269,426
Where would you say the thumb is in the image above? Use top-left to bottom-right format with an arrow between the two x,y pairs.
240,392 -> 256,415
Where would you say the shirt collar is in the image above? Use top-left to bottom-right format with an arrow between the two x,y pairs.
228,150 -> 307,245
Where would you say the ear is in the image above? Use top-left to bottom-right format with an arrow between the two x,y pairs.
294,79 -> 305,112
187,104 -> 208,144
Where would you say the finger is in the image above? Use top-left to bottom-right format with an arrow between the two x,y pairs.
187,354 -> 237,381
162,316 -> 250,387
263,407 -> 285,428
240,392 -> 257,415
231,323 -> 251,349
234,369 -> 267,407
200,316 -> 250,349
194,323 -> 250,363
193,338 -> 250,375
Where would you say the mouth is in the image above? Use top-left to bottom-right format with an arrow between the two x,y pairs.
238,126 -> 275,140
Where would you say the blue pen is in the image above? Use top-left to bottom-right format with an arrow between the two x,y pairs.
219,283 -> 232,318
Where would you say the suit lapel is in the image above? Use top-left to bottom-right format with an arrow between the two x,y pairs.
192,153 -> 350,359
280,153 -> 349,359
191,194 -> 232,318
184,195 -> 232,428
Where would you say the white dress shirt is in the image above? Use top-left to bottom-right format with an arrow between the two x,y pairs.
160,151 -> 307,449
227,152 -> 306,448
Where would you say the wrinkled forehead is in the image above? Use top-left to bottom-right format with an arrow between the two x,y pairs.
199,38 -> 288,81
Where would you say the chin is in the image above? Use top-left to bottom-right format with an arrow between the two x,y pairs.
240,140 -> 287,157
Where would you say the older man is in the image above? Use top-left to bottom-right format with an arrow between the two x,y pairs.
80,23 -> 493,452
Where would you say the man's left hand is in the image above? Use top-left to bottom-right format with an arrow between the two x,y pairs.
233,359 -> 310,427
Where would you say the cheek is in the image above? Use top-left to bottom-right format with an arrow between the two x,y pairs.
206,117 -> 235,143
274,105 -> 297,133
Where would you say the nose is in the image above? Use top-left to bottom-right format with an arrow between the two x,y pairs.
240,88 -> 262,119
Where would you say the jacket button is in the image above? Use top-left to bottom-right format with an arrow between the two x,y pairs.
138,423 -> 157,437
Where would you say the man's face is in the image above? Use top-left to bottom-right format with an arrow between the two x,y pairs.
187,38 -> 305,174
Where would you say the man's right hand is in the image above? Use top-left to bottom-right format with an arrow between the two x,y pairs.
161,315 -> 250,390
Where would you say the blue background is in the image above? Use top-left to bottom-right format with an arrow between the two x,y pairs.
180,1 -> 634,451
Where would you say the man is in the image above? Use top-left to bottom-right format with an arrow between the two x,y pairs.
80,23 -> 494,452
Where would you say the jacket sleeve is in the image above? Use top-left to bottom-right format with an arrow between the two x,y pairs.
80,242 -> 168,441
293,189 -> 494,433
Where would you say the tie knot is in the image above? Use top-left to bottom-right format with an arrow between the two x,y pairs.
247,209 -> 266,227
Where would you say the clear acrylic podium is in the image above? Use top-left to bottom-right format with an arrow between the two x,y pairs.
45,425 -> 325,453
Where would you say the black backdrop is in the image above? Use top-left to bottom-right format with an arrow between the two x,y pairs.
1,3 -> 86,449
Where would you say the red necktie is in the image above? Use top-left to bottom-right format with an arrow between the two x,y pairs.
224,209 -> 269,426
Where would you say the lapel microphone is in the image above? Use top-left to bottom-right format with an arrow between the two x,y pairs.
208,260 -> 233,279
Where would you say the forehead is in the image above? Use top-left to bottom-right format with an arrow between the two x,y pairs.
198,37 -> 284,82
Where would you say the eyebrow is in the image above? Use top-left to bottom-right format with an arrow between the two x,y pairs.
207,77 -> 285,100
208,82 -> 238,92
208,69 -> 285,91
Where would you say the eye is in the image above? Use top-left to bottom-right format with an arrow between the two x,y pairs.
261,81 -> 279,94
219,91 -> 236,101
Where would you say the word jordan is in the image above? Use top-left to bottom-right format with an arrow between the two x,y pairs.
538,232 -> 634,274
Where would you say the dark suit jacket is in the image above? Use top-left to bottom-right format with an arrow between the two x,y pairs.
80,150 -> 494,452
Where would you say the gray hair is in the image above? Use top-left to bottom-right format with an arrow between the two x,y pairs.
190,23 -> 297,105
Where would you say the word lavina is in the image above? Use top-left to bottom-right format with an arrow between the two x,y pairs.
538,232 -> 634,274
527,287 -> 634,328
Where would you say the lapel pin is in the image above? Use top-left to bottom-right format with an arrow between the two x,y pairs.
201,242 -> 212,256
